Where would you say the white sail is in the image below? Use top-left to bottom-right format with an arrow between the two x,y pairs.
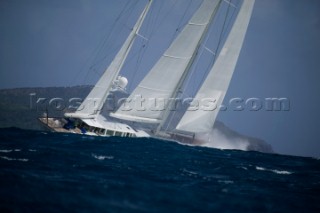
111,0 -> 222,123
176,0 -> 255,133
65,0 -> 153,119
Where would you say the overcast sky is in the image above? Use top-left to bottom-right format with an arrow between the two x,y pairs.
0,0 -> 320,157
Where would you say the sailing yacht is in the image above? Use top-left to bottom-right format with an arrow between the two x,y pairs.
39,0 -> 255,142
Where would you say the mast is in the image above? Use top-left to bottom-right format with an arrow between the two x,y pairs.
156,0 -> 223,133
176,0 -> 255,133
111,0 -> 222,124
65,0 -> 153,119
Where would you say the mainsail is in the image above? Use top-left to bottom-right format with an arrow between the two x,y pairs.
176,0 -> 255,133
111,0 -> 222,123
65,0 -> 153,119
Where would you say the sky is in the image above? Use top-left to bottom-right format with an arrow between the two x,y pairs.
0,0 -> 320,157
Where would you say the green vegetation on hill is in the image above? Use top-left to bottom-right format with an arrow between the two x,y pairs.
0,86 -> 91,130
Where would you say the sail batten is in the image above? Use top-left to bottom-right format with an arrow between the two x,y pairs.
176,0 -> 255,133
111,0 -> 222,123
163,54 -> 191,60
189,22 -> 208,26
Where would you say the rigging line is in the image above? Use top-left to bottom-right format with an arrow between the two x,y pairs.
164,111 -> 175,131
120,40 -> 145,65
167,0 -> 205,94
173,0 -> 233,105
84,0 -> 139,83
90,1 -> 136,67
165,0 -> 215,130
165,46 -> 206,131
221,0 -> 237,41
70,2 -> 131,86
84,0 -> 146,89
163,91 -> 188,132
124,1 -> 157,92
170,0 -> 193,41
146,0 -> 164,39
119,0 -> 142,31
206,0 -> 238,130
223,0 -> 237,8
181,19 -> 216,97
119,2 -> 169,92
148,0 -> 179,39
178,0 -> 193,28
178,18 -> 214,97
89,0 -> 139,69
164,84 -> 195,131
164,5 -> 202,130
133,2 -> 162,71
144,0 -> 156,37
196,0 -> 233,94
178,0 -> 226,98
117,39 -> 147,91
135,0 -> 181,82
129,43 -> 148,91
73,1 -> 136,86
181,44 -> 205,95
212,0 -> 234,62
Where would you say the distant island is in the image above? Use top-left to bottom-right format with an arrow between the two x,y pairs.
0,86 -> 273,153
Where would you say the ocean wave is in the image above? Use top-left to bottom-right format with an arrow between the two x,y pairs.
181,168 -> 198,176
92,154 -> 114,160
218,180 -> 234,184
0,128 -> 319,212
0,150 -> 12,153
0,156 -> 29,162
256,166 -> 292,175
239,166 -> 248,170
0,149 -> 21,153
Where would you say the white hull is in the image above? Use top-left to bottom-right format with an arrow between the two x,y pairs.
38,116 -> 197,145
38,115 -> 150,138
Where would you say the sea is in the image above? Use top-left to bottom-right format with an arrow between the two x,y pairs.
0,128 -> 319,213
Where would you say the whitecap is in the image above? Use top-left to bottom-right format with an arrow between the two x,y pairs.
218,180 -> 234,184
271,170 -> 292,175
238,166 -> 248,170
255,166 -> 292,175
256,166 -> 266,171
28,149 -> 37,152
92,154 -> 114,160
0,150 -> 12,153
14,149 -> 21,152
221,188 -> 229,193
181,169 -> 199,177
0,156 -> 29,162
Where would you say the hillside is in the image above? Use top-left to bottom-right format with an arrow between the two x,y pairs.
0,86 -> 91,130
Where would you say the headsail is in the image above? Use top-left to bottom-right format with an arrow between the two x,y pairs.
176,0 -> 255,133
111,0 -> 222,123
65,0 -> 153,119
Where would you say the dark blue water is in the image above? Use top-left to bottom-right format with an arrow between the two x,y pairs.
0,128 -> 319,212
